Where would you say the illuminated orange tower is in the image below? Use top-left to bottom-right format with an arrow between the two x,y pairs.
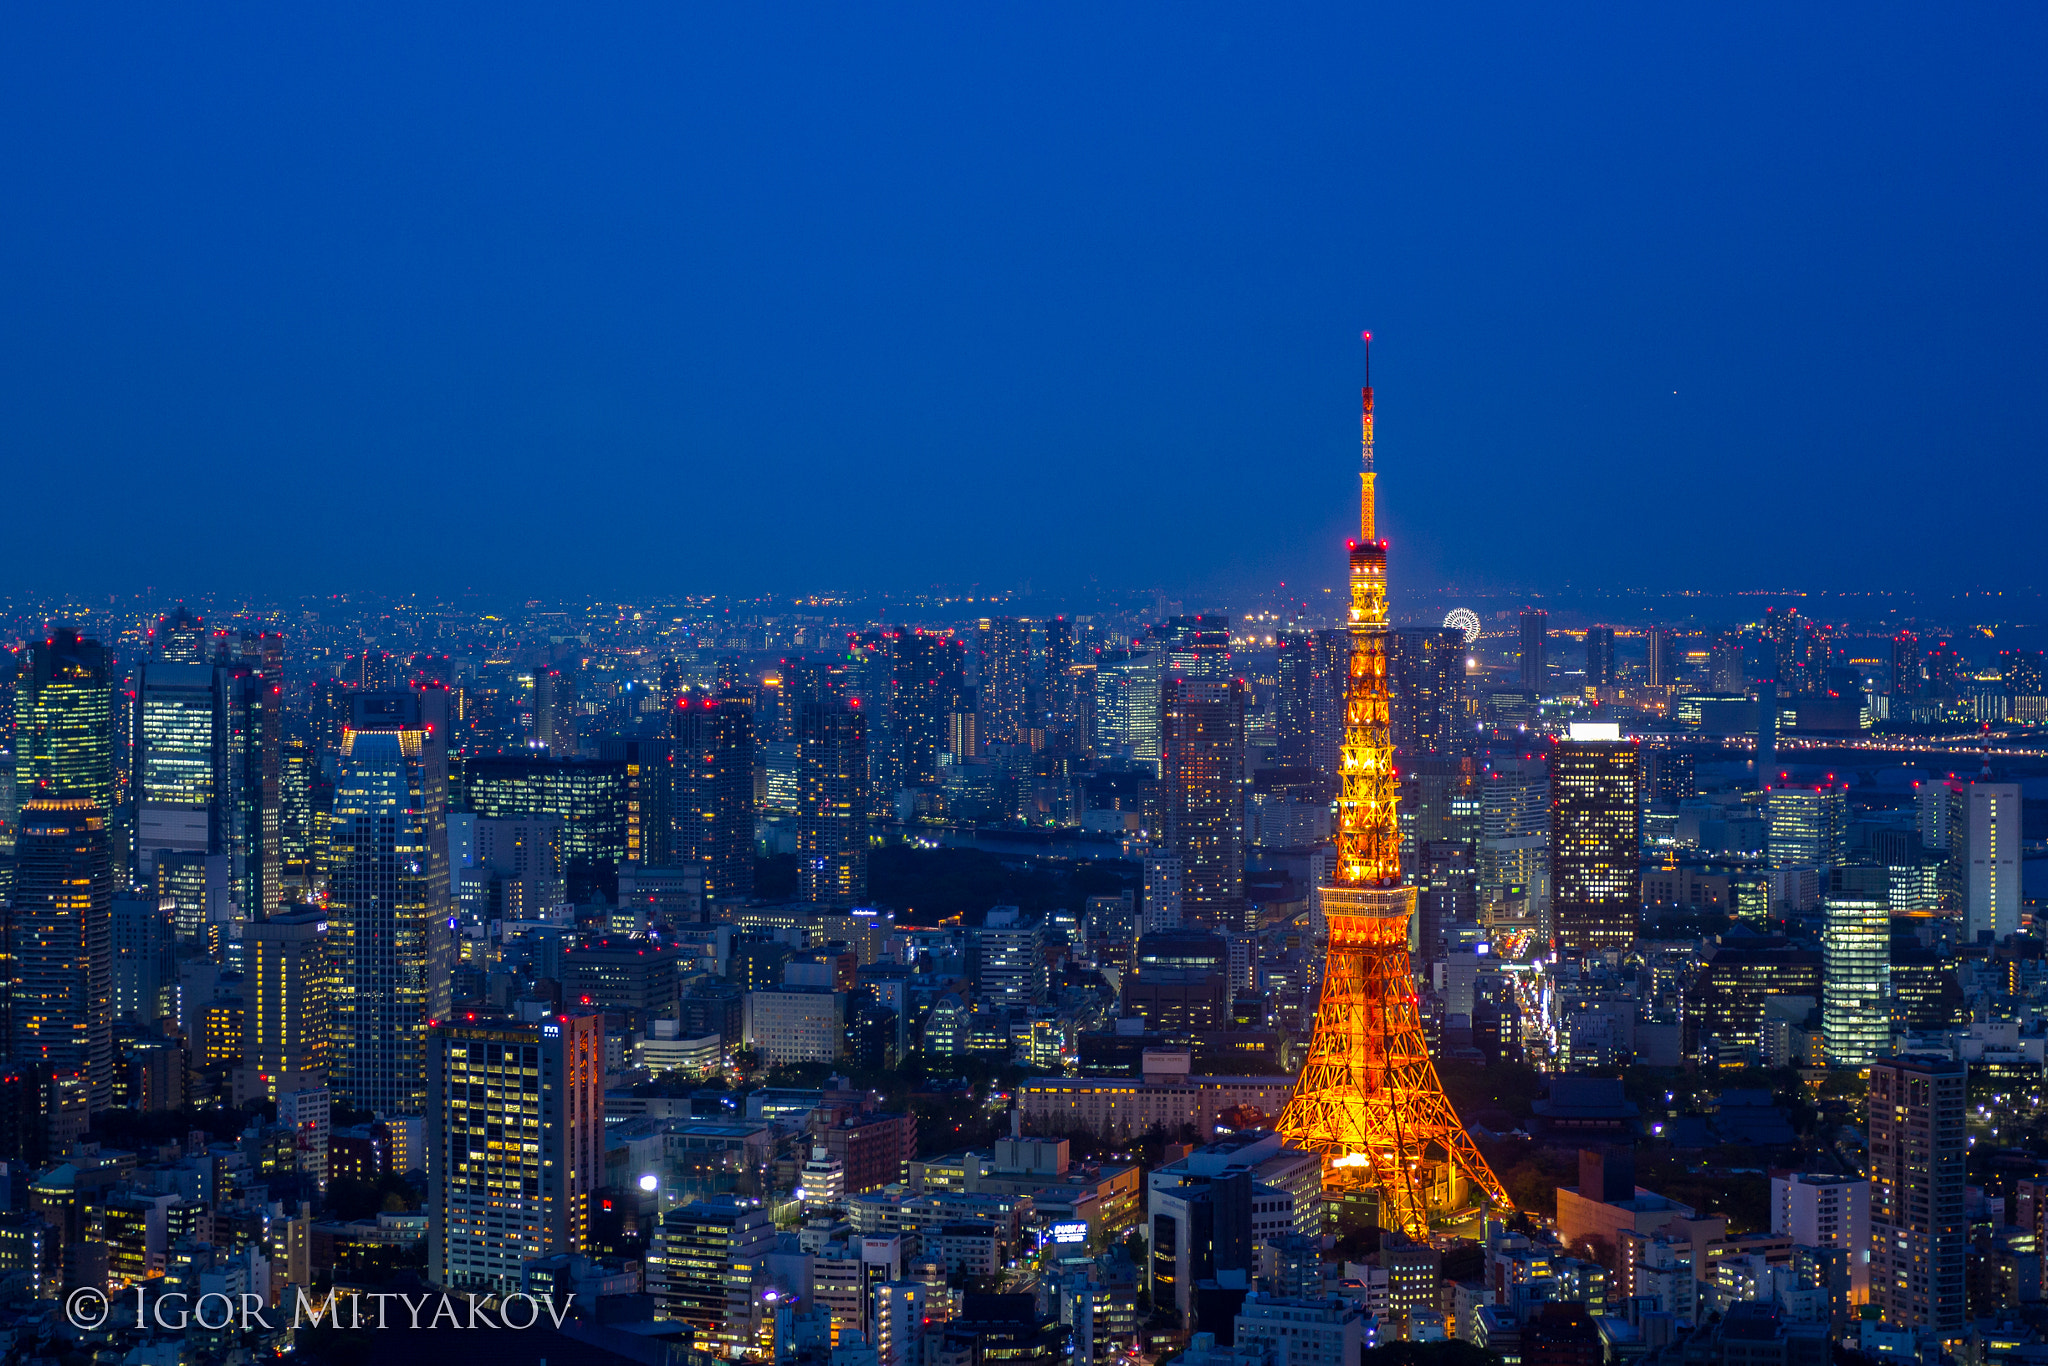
1274,334 -> 1513,1241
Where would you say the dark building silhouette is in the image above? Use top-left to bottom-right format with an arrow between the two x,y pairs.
892,629 -> 964,787
798,701 -> 868,906
1391,627 -> 1466,759
9,799 -> 114,1119
1161,677 -> 1246,930
669,696 -> 754,903
1584,627 -> 1615,688
1519,611 -> 1549,694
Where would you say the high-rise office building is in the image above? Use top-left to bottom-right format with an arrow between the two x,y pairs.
671,697 -> 755,904
1959,782 -> 2020,942
1161,677 -> 1245,929
1584,628 -> 1615,688
978,617 -> 1033,747
1549,728 -> 1640,955
9,799 -> 114,1114
1766,784 -> 1847,870
798,701 -> 868,906
1143,854 -> 1184,933
134,662 -> 219,878
969,908 -> 1048,1009
1094,655 -> 1162,773
244,909 -> 332,1089
597,735 -> 674,870
1064,661 -> 1097,759
1868,1055 -> 1965,1341
1400,757 -> 1480,864
1390,627 -> 1466,759
131,630 -> 283,915
328,689 -> 454,1117
427,1010 -> 605,1295
466,754 -> 636,899
1158,615 -> 1232,681
15,630 -> 118,863
1519,612 -> 1549,694
1480,759 -> 1548,911
846,631 -> 901,801
1820,896 -> 1888,1065
278,735 -> 314,891
151,605 -> 207,664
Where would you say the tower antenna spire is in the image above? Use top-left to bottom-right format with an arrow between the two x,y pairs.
1359,330 -> 1375,542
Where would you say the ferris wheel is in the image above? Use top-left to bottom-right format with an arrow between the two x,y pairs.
1443,607 -> 1481,644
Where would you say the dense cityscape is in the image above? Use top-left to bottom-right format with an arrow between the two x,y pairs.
0,340 -> 2043,1366
5,6 -> 2044,1366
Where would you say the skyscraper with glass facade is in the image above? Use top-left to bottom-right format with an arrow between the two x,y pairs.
1767,783 -> 1848,870
1093,654 -> 1162,773
16,630 -> 117,864
328,688 -> 454,1117
135,662 -> 219,879
1821,895 -> 1889,1065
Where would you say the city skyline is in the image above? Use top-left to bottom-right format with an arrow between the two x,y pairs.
2,8 -> 2045,1362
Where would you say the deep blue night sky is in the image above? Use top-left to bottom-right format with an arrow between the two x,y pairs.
2,6 -> 2043,602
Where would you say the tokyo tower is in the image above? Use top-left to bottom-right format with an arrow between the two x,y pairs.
1273,333 -> 1513,1241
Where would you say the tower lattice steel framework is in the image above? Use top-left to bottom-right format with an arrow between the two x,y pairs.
1274,334 -> 1514,1241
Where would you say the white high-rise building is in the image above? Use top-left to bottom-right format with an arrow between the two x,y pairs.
1143,855 -> 1183,933
801,1144 -> 844,1216
869,1279 -> 931,1366
1771,1172 -> 1870,1296
1961,782 -> 2020,942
